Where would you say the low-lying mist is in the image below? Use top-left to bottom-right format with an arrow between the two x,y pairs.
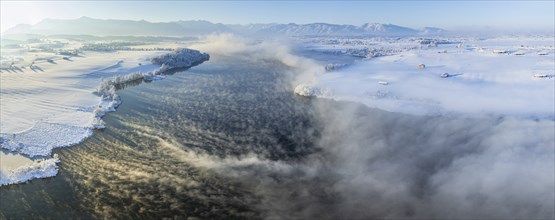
22,35 -> 551,219
255,102 -> 554,219
183,34 -> 555,219
188,33 -> 323,86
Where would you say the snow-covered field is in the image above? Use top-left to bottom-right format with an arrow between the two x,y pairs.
0,42 -> 208,185
296,36 -> 555,118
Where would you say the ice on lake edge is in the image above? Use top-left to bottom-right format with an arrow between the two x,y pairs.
0,154 -> 59,186
0,49 -> 210,186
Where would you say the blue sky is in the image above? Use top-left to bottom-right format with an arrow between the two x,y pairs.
1,1 -> 554,33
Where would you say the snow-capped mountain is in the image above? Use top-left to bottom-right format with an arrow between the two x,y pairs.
359,23 -> 417,35
253,23 -> 361,36
174,20 -> 233,35
4,17 -> 185,36
2,17 -> 446,37
246,22 -> 435,36
419,27 -> 447,35
2,17 -> 230,36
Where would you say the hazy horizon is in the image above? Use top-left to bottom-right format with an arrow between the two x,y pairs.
2,1 -> 554,34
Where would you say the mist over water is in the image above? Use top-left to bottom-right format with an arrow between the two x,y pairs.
253,103 -> 554,219
0,55 -> 319,219
1,39 -> 553,219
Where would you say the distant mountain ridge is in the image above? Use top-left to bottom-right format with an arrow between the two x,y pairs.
4,17 -> 225,36
247,22 -> 426,36
2,17 -> 447,37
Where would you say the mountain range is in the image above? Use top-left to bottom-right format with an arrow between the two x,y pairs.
2,16 -> 446,37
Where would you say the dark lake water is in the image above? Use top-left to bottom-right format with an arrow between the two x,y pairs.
0,55 -> 325,219
1,54 -> 553,220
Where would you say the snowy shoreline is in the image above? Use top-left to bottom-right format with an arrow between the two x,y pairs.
92,48 -> 210,130
0,49 -> 209,186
